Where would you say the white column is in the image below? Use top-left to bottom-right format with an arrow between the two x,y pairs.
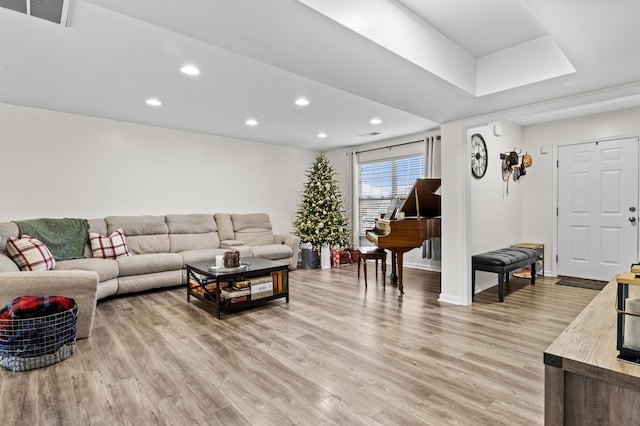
439,121 -> 472,305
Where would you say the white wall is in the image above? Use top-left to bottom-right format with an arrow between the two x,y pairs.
470,122 -> 524,253
0,103 -> 318,234
469,121 -> 525,292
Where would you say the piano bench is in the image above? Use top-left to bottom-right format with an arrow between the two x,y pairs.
472,247 -> 539,302
357,247 -> 387,288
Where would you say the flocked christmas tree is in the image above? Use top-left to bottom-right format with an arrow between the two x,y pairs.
293,153 -> 350,249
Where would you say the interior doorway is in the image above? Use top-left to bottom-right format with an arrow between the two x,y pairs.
557,137 -> 639,281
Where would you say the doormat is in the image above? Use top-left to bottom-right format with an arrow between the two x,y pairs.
555,277 -> 607,290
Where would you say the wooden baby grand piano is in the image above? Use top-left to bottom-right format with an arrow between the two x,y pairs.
366,178 -> 441,294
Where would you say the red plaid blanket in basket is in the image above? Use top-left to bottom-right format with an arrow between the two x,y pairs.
0,296 -> 78,368
0,296 -> 76,320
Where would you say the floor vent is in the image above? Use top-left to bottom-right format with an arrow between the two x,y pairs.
0,0 -> 72,26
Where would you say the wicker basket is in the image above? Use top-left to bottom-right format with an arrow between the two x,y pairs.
0,300 -> 78,372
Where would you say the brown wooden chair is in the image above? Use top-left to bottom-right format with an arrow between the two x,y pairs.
357,247 -> 386,288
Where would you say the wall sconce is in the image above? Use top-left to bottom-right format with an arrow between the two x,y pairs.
616,265 -> 640,363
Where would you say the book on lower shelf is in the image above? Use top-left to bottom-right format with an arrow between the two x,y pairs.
271,270 -> 287,294
250,276 -> 272,285
221,288 -> 251,299
251,276 -> 273,300
233,279 -> 251,290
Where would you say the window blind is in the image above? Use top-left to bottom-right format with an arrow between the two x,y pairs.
358,154 -> 425,239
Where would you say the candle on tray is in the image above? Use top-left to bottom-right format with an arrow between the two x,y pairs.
215,254 -> 224,268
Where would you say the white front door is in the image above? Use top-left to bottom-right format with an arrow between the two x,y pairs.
557,137 -> 639,281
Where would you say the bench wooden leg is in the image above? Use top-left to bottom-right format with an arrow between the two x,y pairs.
498,273 -> 505,302
363,260 -> 368,288
382,255 -> 386,287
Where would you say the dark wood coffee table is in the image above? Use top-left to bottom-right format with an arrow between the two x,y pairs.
186,257 -> 289,319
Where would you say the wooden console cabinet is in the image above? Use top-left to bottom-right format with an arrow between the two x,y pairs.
544,280 -> 640,425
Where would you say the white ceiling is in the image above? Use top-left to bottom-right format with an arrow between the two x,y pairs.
1,0 -> 640,150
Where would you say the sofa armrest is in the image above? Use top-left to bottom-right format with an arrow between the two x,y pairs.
275,234 -> 301,269
0,270 -> 98,339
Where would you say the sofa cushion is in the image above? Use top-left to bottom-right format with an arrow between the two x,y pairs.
116,253 -> 183,277
166,214 -> 220,252
166,214 -> 217,234
117,270 -> 183,294
56,258 -> 120,282
87,218 -> 108,236
214,213 -> 235,241
251,244 -> 293,261
106,216 -> 170,254
170,233 -> 220,253
231,213 -> 275,245
0,253 -> 19,272
178,248 -> 228,266
6,235 -> 56,271
89,229 -> 131,259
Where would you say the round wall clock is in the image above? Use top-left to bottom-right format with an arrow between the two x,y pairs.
471,133 -> 488,179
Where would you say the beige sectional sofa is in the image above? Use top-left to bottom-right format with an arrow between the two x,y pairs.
0,213 -> 299,339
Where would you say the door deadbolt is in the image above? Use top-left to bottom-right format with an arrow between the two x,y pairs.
631,207 -> 637,212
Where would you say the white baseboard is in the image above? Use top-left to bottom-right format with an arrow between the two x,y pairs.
438,293 -> 463,305
474,278 -> 498,294
402,261 -> 441,273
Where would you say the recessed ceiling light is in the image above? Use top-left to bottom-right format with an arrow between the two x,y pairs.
246,119 -> 258,126
295,97 -> 310,106
370,118 -> 382,124
145,98 -> 162,107
317,132 -> 327,138
180,65 -> 200,76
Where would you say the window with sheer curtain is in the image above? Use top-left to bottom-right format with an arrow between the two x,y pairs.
358,154 -> 425,244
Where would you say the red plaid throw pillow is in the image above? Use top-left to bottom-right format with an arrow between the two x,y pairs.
6,235 -> 56,271
89,228 -> 131,259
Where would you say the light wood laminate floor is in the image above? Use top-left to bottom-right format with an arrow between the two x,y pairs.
0,264 -> 597,425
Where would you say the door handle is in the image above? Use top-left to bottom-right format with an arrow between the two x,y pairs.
630,217 -> 637,223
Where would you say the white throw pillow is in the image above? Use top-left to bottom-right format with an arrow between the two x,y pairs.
6,235 -> 56,271
89,228 -> 131,259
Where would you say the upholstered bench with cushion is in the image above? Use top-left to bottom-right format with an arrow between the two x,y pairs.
472,247 -> 539,302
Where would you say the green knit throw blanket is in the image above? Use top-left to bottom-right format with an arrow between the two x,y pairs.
15,218 -> 89,261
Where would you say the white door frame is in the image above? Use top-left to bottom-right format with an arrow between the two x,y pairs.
552,135 -> 640,278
